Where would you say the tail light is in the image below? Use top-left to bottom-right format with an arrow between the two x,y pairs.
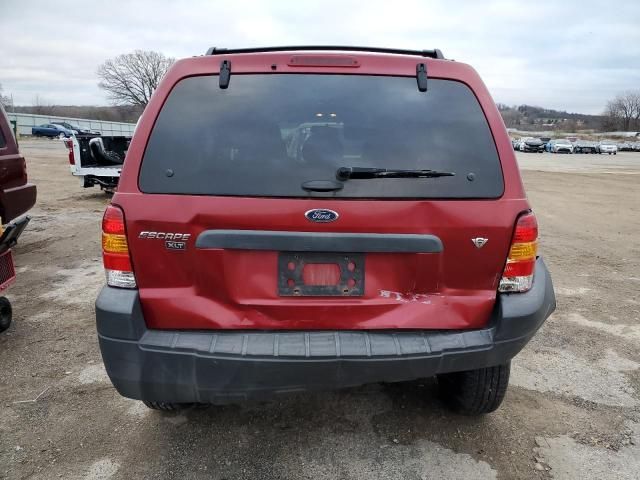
63,138 -> 75,165
102,205 -> 136,288
499,212 -> 538,293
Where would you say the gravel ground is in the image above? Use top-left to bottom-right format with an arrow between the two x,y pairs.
0,140 -> 639,480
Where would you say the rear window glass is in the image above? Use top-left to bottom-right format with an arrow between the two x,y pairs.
140,74 -> 503,198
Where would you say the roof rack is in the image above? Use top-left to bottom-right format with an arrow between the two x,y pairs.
205,45 -> 445,59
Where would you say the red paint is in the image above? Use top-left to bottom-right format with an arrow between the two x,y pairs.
111,50 -> 532,331
302,263 -> 341,286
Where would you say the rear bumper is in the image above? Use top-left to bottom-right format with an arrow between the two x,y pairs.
96,258 -> 556,404
1,183 -> 36,223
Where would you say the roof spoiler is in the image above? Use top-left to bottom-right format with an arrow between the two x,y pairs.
205,45 -> 445,60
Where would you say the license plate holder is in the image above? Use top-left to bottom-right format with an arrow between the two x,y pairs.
278,252 -> 364,296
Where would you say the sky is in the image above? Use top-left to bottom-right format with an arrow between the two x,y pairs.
1,0 -> 639,114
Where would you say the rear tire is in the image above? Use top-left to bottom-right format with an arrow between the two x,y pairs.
437,362 -> 510,415
0,297 -> 12,333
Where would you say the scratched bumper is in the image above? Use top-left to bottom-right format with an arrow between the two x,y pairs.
95,258 -> 555,404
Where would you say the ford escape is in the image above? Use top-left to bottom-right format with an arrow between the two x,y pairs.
96,46 -> 556,415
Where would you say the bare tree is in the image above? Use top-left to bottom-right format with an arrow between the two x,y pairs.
0,83 -> 12,109
97,50 -> 174,107
603,91 -> 640,131
31,94 -> 56,115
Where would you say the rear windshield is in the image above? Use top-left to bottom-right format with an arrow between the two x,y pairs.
140,74 -> 503,198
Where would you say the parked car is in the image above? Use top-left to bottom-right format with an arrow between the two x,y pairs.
573,141 -> 598,154
0,107 -> 37,224
597,141 -> 618,155
0,105 -> 36,332
539,137 -> 551,151
52,121 -> 100,135
62,133 -> 130,192
31,123 -> 73,139
96,45 -> 556,415
548,139 -> 574,153
518,137 -> 545,153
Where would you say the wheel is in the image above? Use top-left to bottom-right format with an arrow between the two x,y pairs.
0,297 -> 13,333
437,362 -> 510,415
58,132 -> 66,139
614,152 -> 617,155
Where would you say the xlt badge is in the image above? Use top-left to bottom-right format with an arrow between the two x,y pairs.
165,241 -> 186,250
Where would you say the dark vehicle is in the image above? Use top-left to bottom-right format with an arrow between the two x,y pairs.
617,142 -> 634,152
1,107 -> 37,223
573,141 -> 598,154
0,105 -> 36,332
519,137 -> 545,153
52,121 -> 100,135
96,46 -> 556,415
31,123 -> 73,139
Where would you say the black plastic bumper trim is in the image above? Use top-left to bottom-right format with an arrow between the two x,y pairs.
195,230 -> 443,253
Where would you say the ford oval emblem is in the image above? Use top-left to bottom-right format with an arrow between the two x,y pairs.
305,209 -> 339,223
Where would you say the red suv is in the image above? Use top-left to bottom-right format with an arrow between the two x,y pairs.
96,46 -> 556,415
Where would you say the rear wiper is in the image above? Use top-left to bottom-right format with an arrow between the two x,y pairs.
336,166 -> 455,181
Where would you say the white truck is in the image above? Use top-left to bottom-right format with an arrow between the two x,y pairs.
62,134 -> 131,192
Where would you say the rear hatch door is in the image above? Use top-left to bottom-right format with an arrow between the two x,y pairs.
122,71 -> 520,330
